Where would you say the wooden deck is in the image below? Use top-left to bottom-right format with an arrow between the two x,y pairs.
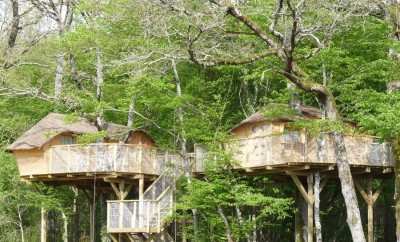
193,132 -> 395,175
18,143 -> 183,181
17,132 -> 395,182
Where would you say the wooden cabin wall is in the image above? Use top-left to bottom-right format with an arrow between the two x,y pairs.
13,133 -> 76,176
14,149 -> 46,176
126,131 -> 155,148
231,122 -> 286,139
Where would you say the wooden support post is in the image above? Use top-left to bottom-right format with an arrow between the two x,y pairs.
139,175 -> 145,229
110,182 -> 121,199
139,175 -> 144,201
40,207 -> 47,242
288,172 -> 314,242
355,178 -> 381,242
367,181 -> 373,242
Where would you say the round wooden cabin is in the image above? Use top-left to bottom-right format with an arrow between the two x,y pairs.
7,113 -> 160,184
224,105 -> 394,175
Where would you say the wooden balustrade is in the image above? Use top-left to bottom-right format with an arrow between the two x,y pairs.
44,143 -> 183,176
107,188 -> 173,233
194,132 -> 395,170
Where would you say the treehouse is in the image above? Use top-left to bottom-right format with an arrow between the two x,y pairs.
217,104 -> 395,242
8,113 -> 181,241
6,113 -> 175,184
8,109 -> 396,242
198,104 -> 395,176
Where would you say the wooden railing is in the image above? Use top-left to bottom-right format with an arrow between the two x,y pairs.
194,132 -> 395,171
44,144 -> 183,175
107,187 -> 173,233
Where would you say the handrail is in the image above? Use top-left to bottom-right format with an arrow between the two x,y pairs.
48,143 -> 158,151
106,187 -> 171,203
227,132 -> 386,142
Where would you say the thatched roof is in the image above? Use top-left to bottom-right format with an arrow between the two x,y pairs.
8,113 -> 97,151
8,113 -> 153,151
231,104 -> 322,132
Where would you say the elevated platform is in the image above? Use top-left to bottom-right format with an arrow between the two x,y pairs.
193,132 -> 395,176
17,143 -> 183,184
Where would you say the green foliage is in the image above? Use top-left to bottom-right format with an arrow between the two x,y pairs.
76,131 -> 107,144
289,119 -> 351,136
261,103 -> 297,120
176,150 -> 293,241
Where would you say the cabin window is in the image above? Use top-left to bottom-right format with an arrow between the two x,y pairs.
60,135 -> 75,145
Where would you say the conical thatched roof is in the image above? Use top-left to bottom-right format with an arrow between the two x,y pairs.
7,113 -> 154,151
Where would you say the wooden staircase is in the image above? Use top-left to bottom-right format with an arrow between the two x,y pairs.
107,168 -> 179,241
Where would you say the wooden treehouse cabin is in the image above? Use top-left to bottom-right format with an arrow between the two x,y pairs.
8,107 -> 396,242
8,113 -> 180,242
193,104 -> 395,242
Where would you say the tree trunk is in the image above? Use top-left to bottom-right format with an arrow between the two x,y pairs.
314,172 -> 322,242
69,54 -> 83,89
41,207 -> 47,242
54,53 -> 65,100
89,201 -> 95,242
72,187 -> 80,242
95,47 -> 104,130
295,192 -> 306,242
171,58 -> 199,241
127,96 -> 136,128
7,0 -> 19,50
217,206 -> 235,242
235,206 -> 250,242
17,207 -> 25,242
61,211 -> 68,242
333,132 -> 366,242
95,47 -> 103,101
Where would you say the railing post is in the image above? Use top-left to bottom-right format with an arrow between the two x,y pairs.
158,202 -> 161,232
132,202 -> 137,228
147,201 -> 150,232
106,202 -> 110,230
113,144 -> 118,172
119,202 -> 123,230
87,146 -> 91,172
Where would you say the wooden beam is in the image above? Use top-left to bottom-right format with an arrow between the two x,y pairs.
383,168 -> 392,174
125,233 -> 136,242
121,183 -> 133,200
110,182 -> 121,199
109,234 -> 118,242
320,177 -> 328,191
287,171 -> 314,205
286,165 -> 310,171
355,178 -> 382,242
354,180 -> 369,204
321,164 -> 335,172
